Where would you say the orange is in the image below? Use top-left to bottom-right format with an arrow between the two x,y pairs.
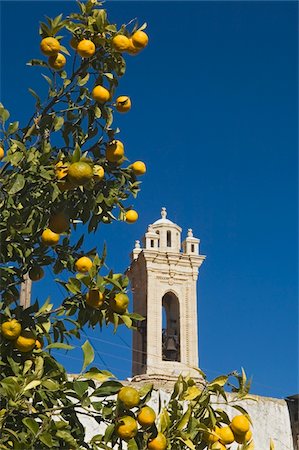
137,406 -> 156,427
41,229 -> 60,246
116,96 -> 131,113
55,161 -> 69,180
125,210 -> 138,223
112,35 -> 130,52
86,289 -> 104,308
48,53 -> 66,70
75,256 -> 93,273
77,39 -> 95,58
115,416 -> 137,441
40,37 -> 60,56
67,161 -> 93,186
29,266 -> 44,281
110,292 -> 129,314
70,36 -> 79,49
210,442 -> 226,450
106,140 -> 124,162
93,165 -> 105,181
0,146 -> 4,160
1,319 -> 21,340
126,38 -> 141,56
230,415 -> 250,435
15,331 -> 36,353
132,161 -> 146,175
132,30 -> 149,49
49,212 -> 69,234
35,339 -> 43,350
203,426 -> 220,444
118,386 -> 140,409
234,429 -> 252,444
147,432 -> 167,450
92,85 -> 110,103
218,426 -> 234,445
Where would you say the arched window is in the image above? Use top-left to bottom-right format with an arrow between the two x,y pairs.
162,292 -> 180,362
167,230 -> 171,247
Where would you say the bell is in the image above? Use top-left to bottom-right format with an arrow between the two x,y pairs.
166,336 -> 177,352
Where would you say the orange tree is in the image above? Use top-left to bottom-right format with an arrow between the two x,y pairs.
0,1 -> 261,449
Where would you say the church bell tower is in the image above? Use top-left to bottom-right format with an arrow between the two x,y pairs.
127,208 -> 206,381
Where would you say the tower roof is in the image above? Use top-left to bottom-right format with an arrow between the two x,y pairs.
153,207 -> 175,225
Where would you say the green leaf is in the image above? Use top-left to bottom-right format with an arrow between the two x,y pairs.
127,439 -> 138,450
8,174 -> 25,195
104,424 -> 114,444
177,437 -> 196,450
22,418 -> 39,435
56,430 -> 77,446
53,116 -> 64,131
83,368 -> 112,383
177,405 -> 192,431
7,121 -> 19,135
72,144 -> 81,163
46,343 -> 75,350
73,380 -> 89,398
209,375 -> 228,388
28,88 -> 41,105
92,380 -> 122,397
120,315 -> 132,328
81,340 -> 94,372
39,432 -> 53,448
27,59 -> 48,67
159,407 -> 170,433
23,380 -> 41,392
77,73 -> 90,86
0,106 -> 10,123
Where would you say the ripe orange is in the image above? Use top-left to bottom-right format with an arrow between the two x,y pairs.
132,161 -> 146,175
0,146 -> 4,160
67,161 -> 93,186
86,289 -> 104,308
234,429 -> 252,444
35,339 -> 43,350
115,416 -> 138,441
29,266 -> 44,281
15,331 -> 36,353
75,256 -> 93,273
93,165 -> 105,181
77,39 -> 95,58
1,319 -> 21,340
118,386 -> 140,409
92,85 -> 110,103
125,210 -> 138,223
126,39 -> 141,56
106,140 -> 124,162
132,30 -> 149,49
48,53 -> 66,70
218,426 -> 235,445
112,35 -> 130,52
230,415 -> 250,435
110,292 -> 129,314
203,426 -> 220,444
40,37 -> 60,56
210,442 -> 226,450
41,229 -> 60,246
49,212 -> 69,234
116,96 -> 131,113
137,406 -> 156,427
147,432 -> 167,450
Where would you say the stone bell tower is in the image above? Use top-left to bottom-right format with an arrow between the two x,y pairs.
127,208 -> 206,381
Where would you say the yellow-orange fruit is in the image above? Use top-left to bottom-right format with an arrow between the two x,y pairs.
40,37 -> 60,56
106,140 -> 124,162
112,35 -> 130,52
116,96 -> 131,113
118,386 -> 140,408
75,256 -> 93,273
125,210 -> 138,223
131,161 -> 146,175
48,53 -> 66,70
86,290 -> 104,308
77,39 -> 95,58
137,406 -> 156,427
41,229 -> 60,246
1,319 -> 22,340
147,432 -> 167,450
131,30 -> 149,49
110,293 -> 129,314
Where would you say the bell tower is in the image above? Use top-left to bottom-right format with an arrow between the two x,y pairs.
127,208 -> 206,381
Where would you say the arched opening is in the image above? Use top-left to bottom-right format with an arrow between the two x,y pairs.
167,230 -> 172,247
162,292 -> 180,361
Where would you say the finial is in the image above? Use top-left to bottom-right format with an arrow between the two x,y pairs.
161,207 -> 167,219
187,228 -> 193,237
134,240 -> 141,249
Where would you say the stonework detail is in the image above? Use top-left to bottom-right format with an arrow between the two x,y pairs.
127,208 -> 205,380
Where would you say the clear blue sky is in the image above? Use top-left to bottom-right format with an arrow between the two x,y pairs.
1,1 -> 298,399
